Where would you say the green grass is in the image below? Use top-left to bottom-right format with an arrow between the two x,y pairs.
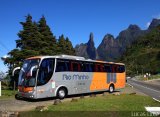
137,74 -> 160,81
20,94 -> 160,117
148,74 -> 160,80
0,89 -> 17,99
48,94 -> 160,111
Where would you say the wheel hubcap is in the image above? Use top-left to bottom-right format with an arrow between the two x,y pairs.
110,86 -> 113,92
59,90 -> 65,97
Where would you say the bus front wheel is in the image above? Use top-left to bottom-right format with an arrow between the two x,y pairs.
15,94 -> 22,100
57,88 -> 67,99
109,84 -> 114,93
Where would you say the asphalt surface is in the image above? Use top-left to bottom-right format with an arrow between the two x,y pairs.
127,78 -> 160,101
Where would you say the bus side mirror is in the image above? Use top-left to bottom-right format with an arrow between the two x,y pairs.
12,67 -> 21,77
30,65 -> 38,77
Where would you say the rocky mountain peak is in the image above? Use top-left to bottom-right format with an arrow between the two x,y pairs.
86,33 -> 96,59
89,32 -> 94,41
104,34 -> 114,39
75,18 -> 158,62
149,18 -> 160,30
102,34 -> 115,46
87,32 -> 94,46
128,24 -> 141,31
75,33 -> 97,59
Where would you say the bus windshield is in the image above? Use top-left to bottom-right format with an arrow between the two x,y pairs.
18,59 -> 40,87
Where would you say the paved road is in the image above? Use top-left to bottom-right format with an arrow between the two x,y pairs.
127,78 -> 160,101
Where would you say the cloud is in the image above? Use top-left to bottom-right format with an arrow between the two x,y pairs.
146,22 -> 151,28
2,55 -> 9,59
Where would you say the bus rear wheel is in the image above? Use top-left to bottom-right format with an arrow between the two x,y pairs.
57,88 -> 67,99
109,84 -> 114,93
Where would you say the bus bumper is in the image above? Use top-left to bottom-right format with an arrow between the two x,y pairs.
17,91 -> 36,99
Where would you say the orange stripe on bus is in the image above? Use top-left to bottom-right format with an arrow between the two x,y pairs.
90,73 -> 108,91
115,73 -> 126,88
90,72 -> 126,91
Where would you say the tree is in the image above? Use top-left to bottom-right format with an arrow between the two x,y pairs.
1,14 -> 75,89
120,25 -> 160,75
65,37 -> 75,55
57,35 -> 67,54
57,35 -> 75,55
16,15 -> 43,51
3,14 -> 43,89
38,16 -> 57,55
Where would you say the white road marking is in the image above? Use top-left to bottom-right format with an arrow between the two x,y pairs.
145,107 -> 160,116
153,98 -> 160,103
129,81 -> 160,93
126,83 -> 133,88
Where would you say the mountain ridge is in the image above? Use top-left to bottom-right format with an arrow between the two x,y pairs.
75,18 -> 160,61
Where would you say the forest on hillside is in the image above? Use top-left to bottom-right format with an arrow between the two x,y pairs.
120,25 -> 160,75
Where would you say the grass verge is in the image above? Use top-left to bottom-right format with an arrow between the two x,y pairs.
20,94 -> 160,117
136,74 -> 160,81
0,89 -> 16,99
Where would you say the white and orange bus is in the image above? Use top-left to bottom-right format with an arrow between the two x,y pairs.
13,55 -> 126,99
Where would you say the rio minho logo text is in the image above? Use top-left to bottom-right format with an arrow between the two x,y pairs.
62,74 -> 89,80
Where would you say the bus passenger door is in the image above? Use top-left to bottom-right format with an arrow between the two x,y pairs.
36,58 -> 55,98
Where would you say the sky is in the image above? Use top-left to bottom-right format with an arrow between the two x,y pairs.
0,0 -> 160,72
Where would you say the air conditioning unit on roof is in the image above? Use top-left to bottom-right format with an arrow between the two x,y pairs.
59,55 -> 85,60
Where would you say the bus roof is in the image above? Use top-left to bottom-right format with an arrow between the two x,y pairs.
26,56 -> 43,60
26,55 -> 125,65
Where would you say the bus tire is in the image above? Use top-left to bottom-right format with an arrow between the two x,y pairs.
15,94 -> 21,100
109,84 -> 114,93
57,87 -> 67,99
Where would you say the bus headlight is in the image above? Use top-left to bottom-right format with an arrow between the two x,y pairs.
28,91 -> 33,93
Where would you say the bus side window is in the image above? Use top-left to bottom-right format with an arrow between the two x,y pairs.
81,63 -> 87,72
95,64 -> 103,72
104,64 -> 112,73
100,64 -> 104,72
112,65 -> 116,73
81,63 -> 84,72
56,60 -> 69,72
89,63 -> 94,72
101,65 -> 105,72
94,64 -> 98,72
82,63 -> 93,72
71,62 -> 81,72
117,65 -> 125,73
114,65 -> 118,73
